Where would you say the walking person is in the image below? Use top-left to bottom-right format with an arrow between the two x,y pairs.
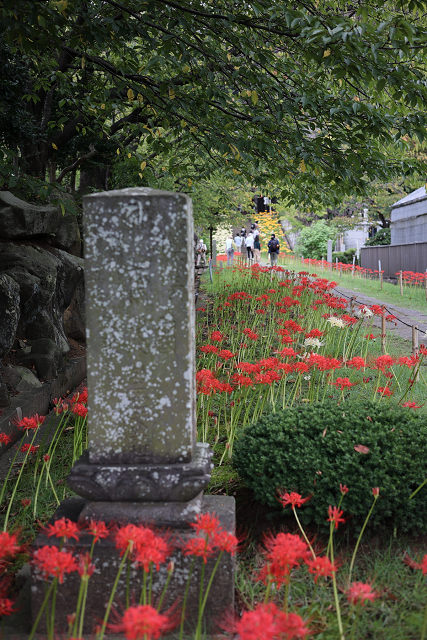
253,234 -> 261,264
225,235 -> 234,266
234,232 -> 242,264
245,231 -> 254,264
196,238 -> 207,266
268,233 -> 280,267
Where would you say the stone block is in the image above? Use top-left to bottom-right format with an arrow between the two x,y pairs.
30,495 -> 235,636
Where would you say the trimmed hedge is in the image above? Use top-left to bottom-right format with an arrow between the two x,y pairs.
233,401 -> 427,532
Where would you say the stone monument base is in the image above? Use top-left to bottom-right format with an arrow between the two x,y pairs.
31,495 -> 235,636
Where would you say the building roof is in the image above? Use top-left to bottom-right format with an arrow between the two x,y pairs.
392,186 -> 427,209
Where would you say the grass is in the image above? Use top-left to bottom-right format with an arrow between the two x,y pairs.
278,254 -> 427,315
235,531 -> 427,639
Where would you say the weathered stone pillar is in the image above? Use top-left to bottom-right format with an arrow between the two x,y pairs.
67,188 -> 212,521
31,189 -> 235,634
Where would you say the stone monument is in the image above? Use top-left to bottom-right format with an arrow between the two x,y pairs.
31,188 -> 235,634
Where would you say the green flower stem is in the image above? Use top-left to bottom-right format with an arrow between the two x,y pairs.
348,494 -> 378,585
282,580 -> 290,614
0,443 -> 23,509
3,429 -> 38,531
98,547 -> 129,640
292,507 -> 316,560
28,580 -> 56,640
409,478 -> 427,500
179,557 -> 195,640
139,568 -> 148,605
330,529 -> 345,640
157,566 -> 173,612
196,551 -> 224,640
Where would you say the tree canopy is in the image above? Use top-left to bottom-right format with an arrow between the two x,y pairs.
2,0 -> 427,207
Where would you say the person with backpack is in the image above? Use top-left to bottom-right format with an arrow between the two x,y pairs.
268,233 -> 280,266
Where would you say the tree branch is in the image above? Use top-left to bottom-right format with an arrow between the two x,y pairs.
55,145 -> 97,183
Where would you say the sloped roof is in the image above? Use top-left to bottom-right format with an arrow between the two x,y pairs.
392,186 -> 427,209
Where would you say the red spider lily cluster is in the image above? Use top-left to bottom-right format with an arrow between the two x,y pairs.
196,265 -> 425,456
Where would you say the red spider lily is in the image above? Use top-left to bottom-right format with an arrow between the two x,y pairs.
370,305 -> 384,316
182,536 -> 216,564
133,529 -> 171,572
87,519 -> 109,542
377,386 -> 393,397
199,345 -> 219,354
316,357 -> 341,372
277,363 -> 293,374
215,530 -> 239,555
385,314 -> 396,322
73,403 -> 88,418
372,487 -> 380,497
190,512 -> 221,540
373,355 -> 395,371
258,357 -> 280,369
15,414 -> 45,431
77,552 -> 95,579
33,546 -> 78,583
258,532 -> 309,587
305,329 -> 324,338
45,517 -> 80,541
327,506 -> 345,530
255,308 -> 266,314
231,374 -> 254,387
0,531 -> 21,561
0,433 -> 12,445
346,582 -> 377,605
72,388 -> 88,404
115,524 -> 154,555
364,334 -> 376,340
331,377 -> 356,391
255,371 -> 281,385
21,498 -> 31,508
237,362 -> 261,374
306,556 -> 336,583
340,484 -> 349,495
404,552 -> 427,575
293,362 -> 309,374
275,610 -> 310,639
20,443 -> 39,455
219,382 -> 234,393
277,491 -> 312,509
347,357 -> 366,370
398,355 -> 419,368
218,349 -> 235,360
109,604 -> 173,640
341,314 -> 358,325
243,328 -> 259,340
401,401 -> 423,409
211,331 -> 225,342
278,347 -> 297,358
0,597 -> 15,617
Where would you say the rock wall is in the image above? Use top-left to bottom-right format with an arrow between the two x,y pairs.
0,192 -> 85,406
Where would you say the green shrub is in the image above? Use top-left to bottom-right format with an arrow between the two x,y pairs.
233,401 -> 427,533
332,248 -> 358,265
365,228 -> 391,246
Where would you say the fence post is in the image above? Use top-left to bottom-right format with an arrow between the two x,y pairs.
381,306 -> 386,355
352,255 -> 355,278
412,325 -> 419,382
400,270 -> 403,296
379,260 -> 383,289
